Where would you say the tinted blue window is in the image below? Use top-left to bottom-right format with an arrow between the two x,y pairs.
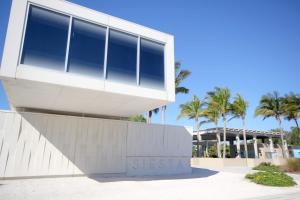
107,30 -> 137,84
67,19 -> 106,77
21,6 -> 69,71
140,39 -> 165,89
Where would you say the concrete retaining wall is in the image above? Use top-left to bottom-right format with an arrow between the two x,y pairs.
191,158 -> 287,168
0,111 -> 192,178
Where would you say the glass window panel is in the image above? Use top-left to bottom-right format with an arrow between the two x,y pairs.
107,30 -> 137,84
140,39 -> 165,89
21,6 -> 69,71
67,19 -> 106,77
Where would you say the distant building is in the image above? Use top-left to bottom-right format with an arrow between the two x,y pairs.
193,128 -> 287,159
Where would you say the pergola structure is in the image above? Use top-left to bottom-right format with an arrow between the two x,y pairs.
193,128 -> 288,159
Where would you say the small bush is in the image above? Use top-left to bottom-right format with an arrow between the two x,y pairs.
283,158 -> 300,173
253,162 -> 281,172
245,173 -> 255,180
247,162 -> 297,187
208,145 -> 218,158
192,146 -> 197,158
245,171 -> 296,187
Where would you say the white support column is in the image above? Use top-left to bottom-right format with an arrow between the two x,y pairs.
283,139 -> 289,158
236,135 -> 241,158
146,112 -> 151,124
197,134 -> 202,157
216,132 -> 221,158
161,105 -> 166,125
196,139 -> 200,157
253,135 -> 258,158
269,137 -> 274,152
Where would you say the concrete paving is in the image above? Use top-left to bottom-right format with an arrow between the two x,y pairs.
0,167 -> 300,200
241,192 -> 300,200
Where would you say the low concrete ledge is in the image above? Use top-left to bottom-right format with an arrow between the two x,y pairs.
191,158 -> 287,168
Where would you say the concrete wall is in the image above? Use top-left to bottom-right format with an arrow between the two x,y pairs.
191,158 -> 287,169
0,111 -> 192,178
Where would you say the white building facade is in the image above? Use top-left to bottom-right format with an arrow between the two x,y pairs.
0,0 -> 192,178
1,0 -> 175,117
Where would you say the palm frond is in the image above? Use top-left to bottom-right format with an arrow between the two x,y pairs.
175,61 -> 191,95
177,95 -> 206,126
206,87 -> 231,117
281,93 -> 300,122
176,87 -> 189,94
152,108 -> 159,114
255,91 -> 283,121
231,93 -> 248,119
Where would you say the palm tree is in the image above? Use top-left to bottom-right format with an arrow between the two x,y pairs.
177,95 -> 206,157
282,93 -> 300,138
202,103 -> 221,157
147,108 -> 159,124
175,61 -> 191,95
207,87 -> 231,158
231,94 -> 249,158
128,114 -> 147,123
161,61 -> 191,124
255,91 -> 288,158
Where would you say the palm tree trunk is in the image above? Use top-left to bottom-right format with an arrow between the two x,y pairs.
242,118 -> 248,159
223,117 -> 227,159
216,126 -> 221,158
294,119 -> 300,139
195,119 -> 200,157
278,119 -> 287,158
161,105 -> 166,124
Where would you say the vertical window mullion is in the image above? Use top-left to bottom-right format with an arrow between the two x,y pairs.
163,44 -> 166,90
64,16 -> 73,72
103,27 -> 109,79
18,3 -> 31,65
136,36 -> 140,85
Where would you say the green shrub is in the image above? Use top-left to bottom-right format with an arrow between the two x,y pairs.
245,173 -> 255,180
253,162 -> 281,172
247,162 -> 297,187
128,115 -> 146,122
208,145 -> 218,158
284,158 -> 300,172
245,171 -> 296,187
192,146 -> 197,157
220,145 -> 231,158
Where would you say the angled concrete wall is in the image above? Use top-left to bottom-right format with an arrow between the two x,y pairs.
0,111 -> 192,178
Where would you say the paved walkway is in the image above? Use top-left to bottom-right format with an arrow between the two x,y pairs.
242,192 -> 300,200
0,167 -> 300,200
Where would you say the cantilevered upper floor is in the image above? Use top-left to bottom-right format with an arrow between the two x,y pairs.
0,0 -> 175,117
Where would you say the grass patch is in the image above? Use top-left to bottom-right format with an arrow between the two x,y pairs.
253,162 -> 281,172
245,171 -> 296,187
246,162 -> 297,187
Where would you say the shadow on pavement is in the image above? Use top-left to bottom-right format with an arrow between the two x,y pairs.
89,167 -> 219,183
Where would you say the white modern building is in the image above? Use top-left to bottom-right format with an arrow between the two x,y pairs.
1,0 -> 175,117
0,0 -> 192,178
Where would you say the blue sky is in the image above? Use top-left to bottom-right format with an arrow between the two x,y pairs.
0,0 -> 299,131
